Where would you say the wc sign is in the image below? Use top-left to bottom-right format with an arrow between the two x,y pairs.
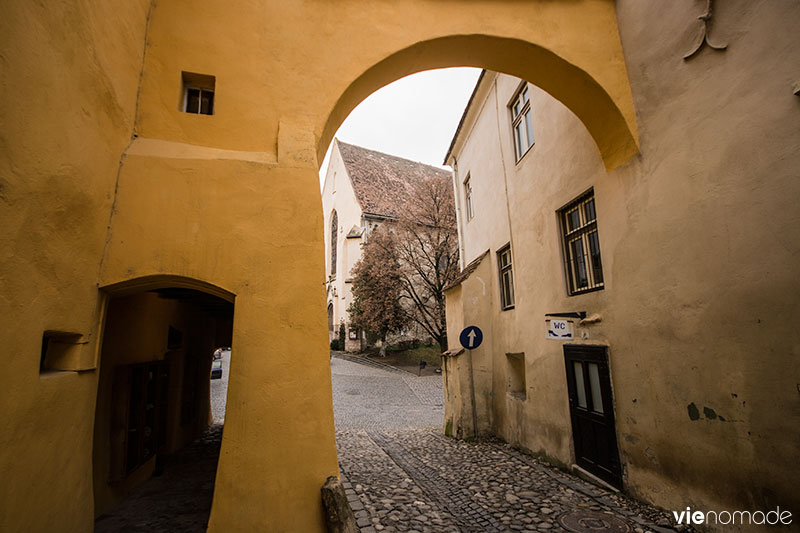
546,318 -> 574,340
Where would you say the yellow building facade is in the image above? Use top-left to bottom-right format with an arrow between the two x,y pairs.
4,0 -> 787,531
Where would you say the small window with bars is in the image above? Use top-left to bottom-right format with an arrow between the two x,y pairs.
182,72 -> 215,115
497,244 -> 515,310
560,190 -> 604,295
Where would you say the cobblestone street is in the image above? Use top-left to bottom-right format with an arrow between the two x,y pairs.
95,354 -> 681,532
332,355 -> 681,533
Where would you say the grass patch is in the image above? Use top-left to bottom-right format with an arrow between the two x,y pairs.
366,343 -> 443,375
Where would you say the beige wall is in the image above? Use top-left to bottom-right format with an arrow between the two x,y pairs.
444,255 -> 497,438
1,1 -> 643,530
445,0 -> 800,521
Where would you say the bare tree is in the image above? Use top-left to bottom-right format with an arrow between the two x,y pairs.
393,176 -> 460,351
349,174 -> 459,353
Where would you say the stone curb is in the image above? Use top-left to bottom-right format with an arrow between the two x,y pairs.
332,352 -> 418,376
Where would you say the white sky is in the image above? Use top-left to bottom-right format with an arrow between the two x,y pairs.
319,67 -> 482,189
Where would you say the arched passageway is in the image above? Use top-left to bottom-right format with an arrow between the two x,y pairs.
92,277 -> 234,530
317,35 -> 638,172
0,2 -> 644,531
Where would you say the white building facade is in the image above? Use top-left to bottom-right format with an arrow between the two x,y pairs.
322,140 -> 452,352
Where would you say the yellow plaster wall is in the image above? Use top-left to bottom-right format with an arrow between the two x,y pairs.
2,0 -> 640,530
98,150 -> 339,531
132,0 -> 636,171
0,2 -> 151,531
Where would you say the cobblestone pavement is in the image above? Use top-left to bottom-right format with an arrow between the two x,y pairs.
95,354 -> 682,532
333,356 -> 683,533
211,349 -> 231,423
94,425 -> 222,533
331,355 -> 444,431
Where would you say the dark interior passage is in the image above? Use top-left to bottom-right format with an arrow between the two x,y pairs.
94,426 -> 223,532
92,287 -> 233,531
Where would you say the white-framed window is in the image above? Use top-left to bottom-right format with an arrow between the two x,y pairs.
464,174 -> 474,221
560,190 -> 604,295
510,83 -> 534,161
497,244 -> 515,310
182,72 -> 215,115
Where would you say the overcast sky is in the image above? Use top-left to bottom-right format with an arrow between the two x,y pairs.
319,67 -> 482,188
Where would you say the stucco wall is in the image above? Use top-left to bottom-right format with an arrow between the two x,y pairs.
0,2 -> 151,531
445,0 -> 800,520
2,1 -> 645,530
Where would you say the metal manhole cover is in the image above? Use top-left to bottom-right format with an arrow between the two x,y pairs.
557,511 -> 632,533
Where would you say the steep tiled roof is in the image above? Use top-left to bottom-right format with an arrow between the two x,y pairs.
337,141 -> 452,219
443,250 -> 490,291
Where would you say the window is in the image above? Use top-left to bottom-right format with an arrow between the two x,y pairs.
327,304 -> 334,332
182,72 -> 215,115
464,175 -> 474,221
497,244 -> 515,310
330,210 -> 338,277
510,84 -> 534,160
560,190 -> 604,295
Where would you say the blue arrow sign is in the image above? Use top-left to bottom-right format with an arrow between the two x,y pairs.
459,326 -> 483,350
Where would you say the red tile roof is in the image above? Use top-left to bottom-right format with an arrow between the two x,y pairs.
337,141 -> 452,219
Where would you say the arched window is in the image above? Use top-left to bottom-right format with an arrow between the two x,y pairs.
327,303 -> 334,332
330,211 -> 338,277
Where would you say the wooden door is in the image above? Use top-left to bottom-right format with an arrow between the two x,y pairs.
563,345 -> 621,488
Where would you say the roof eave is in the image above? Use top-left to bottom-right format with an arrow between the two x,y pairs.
443,69 -> 487,165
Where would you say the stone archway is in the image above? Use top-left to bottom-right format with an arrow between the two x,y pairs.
318,35 -> 638,173
92,275 -> 235,526
0,2 -> 643,531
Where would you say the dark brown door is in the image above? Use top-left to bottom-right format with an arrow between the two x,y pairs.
564,345 -> 621,488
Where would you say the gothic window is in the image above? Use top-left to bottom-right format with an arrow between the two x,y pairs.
330,211 -> 338,277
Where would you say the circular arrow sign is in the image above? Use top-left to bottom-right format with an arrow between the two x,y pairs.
459,326 -> 483,350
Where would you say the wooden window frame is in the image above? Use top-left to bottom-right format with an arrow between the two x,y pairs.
497,244 -> 515,310
510,82 -> 534,162
559,190 -> 604,296
181,71 -> 215,115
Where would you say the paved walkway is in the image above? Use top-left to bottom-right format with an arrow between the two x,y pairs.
332,355 -> 682,533
331,354 -> 444,431
94,426 -> 221,533
96,354 -> 682,532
